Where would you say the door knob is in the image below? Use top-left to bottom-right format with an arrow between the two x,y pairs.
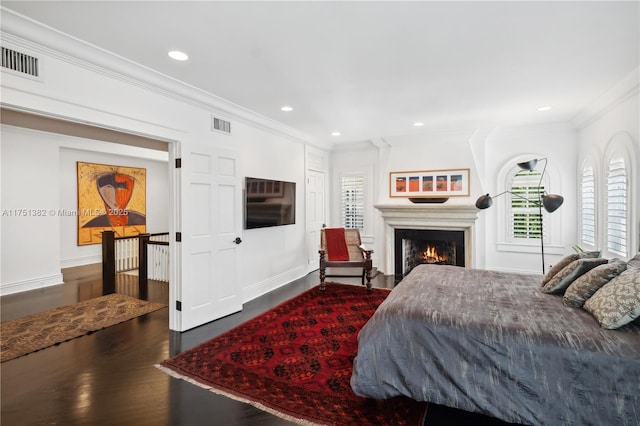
233,237 -> 242,245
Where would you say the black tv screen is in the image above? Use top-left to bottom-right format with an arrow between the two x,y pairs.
245,177 -> 296,229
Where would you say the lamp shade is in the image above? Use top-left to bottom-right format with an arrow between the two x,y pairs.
517,158 -> 538,171
475,194 -> 493,209
542,194 -> 564,213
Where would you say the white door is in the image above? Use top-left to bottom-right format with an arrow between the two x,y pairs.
179,144 -> 242,331
306,170 -> 326,272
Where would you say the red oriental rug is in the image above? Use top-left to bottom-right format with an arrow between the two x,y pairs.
157,283 -> 427,425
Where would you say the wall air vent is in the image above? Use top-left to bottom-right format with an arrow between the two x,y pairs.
211,116 -> 231,134
1,47 -> 39,77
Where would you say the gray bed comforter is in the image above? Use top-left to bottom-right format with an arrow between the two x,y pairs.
350,265 -> 640,425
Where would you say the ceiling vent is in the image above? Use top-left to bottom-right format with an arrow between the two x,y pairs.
1,47 -> 39,77
211,116 -> 231,134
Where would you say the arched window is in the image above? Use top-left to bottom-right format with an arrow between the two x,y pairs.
579,160 -> 597,247
496,156 -> 563,255
606,155 -> 627,256
601,132 -> 636,259
510,170 -> 544,240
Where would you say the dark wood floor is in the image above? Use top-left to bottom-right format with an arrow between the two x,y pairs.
1,267 -> 512,426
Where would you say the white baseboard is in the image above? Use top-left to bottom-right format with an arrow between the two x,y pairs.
242,265 -> 308,303
0,273 -> 64,296
60,254 -> 102,269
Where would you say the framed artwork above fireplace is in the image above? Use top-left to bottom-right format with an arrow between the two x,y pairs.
390,168 -> 470,198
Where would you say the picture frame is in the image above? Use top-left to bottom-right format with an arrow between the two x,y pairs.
389,168 -> 470,198
77,161 -> 146,246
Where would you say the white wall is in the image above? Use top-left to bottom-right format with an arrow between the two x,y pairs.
234,124 -> 308,301
1,126 -> 62,293
379,131 -> 484,205
480,123 -> 578,273
0,124 -> 170,293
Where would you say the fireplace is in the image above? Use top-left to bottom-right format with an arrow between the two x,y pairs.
375,203 -> 479,280
395,229 -> 465,281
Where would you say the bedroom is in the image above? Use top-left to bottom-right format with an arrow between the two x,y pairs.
2,0 -> 637,327
0,2 -> 639,423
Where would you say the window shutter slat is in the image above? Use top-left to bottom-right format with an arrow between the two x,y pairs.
580,165 -> 596,246
341,175 -> 364,230
607,158 -> 627,255
510,170 -> 545,240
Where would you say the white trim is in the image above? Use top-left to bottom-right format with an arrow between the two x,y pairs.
573,67 -> 640,129
60,255 -> 102,269
0,273 -> 64,296
242,265 -> 307,303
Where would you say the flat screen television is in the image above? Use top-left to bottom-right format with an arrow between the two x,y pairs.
245,177 -> 296,229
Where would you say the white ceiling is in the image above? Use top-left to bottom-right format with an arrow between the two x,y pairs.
2,1 -> 639,147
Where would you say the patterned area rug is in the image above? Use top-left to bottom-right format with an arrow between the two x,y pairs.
157,283 -> 428,426
1,293 -> 166,362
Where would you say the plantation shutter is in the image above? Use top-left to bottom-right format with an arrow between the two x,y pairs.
580,165 -> 596,246
341,175 -> 364,230
510,171 -> 544,240
607,157 -> 627,255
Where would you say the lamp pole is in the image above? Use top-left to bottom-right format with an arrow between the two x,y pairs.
538,202 -> 545,273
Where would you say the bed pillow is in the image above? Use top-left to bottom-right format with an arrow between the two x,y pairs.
627,253 -> 640,269
541,257 -> 608,294
562,259 -> 627,308
584,267 -> 640,329
541,251 -> 600,286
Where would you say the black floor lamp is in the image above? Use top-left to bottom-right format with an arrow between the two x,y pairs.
475,158 -> 564,273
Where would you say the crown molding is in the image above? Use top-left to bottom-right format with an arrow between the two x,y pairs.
0,7 -> 323,148
572,67 -> 640,130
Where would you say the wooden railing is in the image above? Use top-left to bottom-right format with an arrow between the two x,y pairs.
102,231 -> 170,295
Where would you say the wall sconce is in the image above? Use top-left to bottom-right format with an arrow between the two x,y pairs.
475,158 -> 564,273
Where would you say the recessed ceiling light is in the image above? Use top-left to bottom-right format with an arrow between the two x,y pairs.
537,106 -> 552,112
281,106 -> 293,112
168,50 -> 189,61
413,122 -> 424,127
331,132 -> 341,136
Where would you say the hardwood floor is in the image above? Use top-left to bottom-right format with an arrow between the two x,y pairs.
1,267 -> 511,426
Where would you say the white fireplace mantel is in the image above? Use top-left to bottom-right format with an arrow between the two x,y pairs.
375,203 -> 479,274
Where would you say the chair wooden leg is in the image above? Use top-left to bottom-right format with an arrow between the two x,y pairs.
319,250 -> 327,291
364,254 -> 373,291
320,266 -> 326,291
364,266 -> 372,291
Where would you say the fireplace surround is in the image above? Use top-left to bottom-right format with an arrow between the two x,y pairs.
375,204 -> 479,278
395,228 -> 465,280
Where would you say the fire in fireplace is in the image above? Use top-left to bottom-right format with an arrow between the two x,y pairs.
421,243 -> 453,264
395,229 -> 465,282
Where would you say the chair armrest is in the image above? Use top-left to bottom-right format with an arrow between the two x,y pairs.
358,245 -> 373,258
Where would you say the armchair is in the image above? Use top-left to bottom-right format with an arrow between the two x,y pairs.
319,228 -> 373,291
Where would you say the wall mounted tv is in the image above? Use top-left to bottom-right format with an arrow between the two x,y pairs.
245,177 -> 296,229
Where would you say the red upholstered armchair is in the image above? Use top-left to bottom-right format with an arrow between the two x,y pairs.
319,228 -> 373,291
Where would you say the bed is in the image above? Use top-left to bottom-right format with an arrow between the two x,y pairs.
350,264 -> 640,426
